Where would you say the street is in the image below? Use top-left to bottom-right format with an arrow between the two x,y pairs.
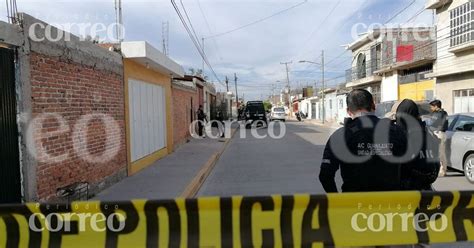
197,120 -> 340,197
198,120 -> 472,197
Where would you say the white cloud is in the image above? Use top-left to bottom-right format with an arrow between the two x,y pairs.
5,0 -> 433,101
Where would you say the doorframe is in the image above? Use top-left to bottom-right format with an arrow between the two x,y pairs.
0,45 -> 24,203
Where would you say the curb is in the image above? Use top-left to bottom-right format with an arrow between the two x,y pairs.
180,126 -> 239,198
306,120 -> 342,130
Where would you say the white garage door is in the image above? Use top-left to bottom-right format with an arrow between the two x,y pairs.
454,89 -> 474,114
128,79 -> 167,162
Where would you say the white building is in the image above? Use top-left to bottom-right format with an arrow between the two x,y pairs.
426,0 -> 474,114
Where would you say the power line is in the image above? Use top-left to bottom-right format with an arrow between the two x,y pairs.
325,0 -> 421,67
294,0 -> 342,57
384,0 -> 416,24
205,0 -> 308,39
171,0 -> 224,86
180,0 -> 202,48
196,0 -> 223,60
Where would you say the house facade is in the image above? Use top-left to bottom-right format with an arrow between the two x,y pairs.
345,28 -> 436,104
345,30 -> 384,103
426,0 -> 474,113
121,41 -> 185,175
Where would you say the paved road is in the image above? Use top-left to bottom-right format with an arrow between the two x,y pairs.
433,170 -> 473,191
197,120 -> 341,197
197,120 -> 472,197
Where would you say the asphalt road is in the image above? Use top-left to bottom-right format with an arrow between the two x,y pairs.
197,120 -> 341,197
197,120 -> 472,197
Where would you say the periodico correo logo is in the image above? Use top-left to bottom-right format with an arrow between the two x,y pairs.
351,211 -> 448,233
28,212 -> 126,232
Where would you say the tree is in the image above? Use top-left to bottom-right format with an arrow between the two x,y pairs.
263,101 -> 273,112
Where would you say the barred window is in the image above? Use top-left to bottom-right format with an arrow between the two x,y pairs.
450,1 -> 474,47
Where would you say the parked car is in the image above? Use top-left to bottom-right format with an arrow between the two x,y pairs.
444,113 -> 474,183
270,107 -> 287,122
375,100 -> 432,121
243,101 -> 268,128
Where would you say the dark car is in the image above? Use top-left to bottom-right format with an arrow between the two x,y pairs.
375,100 -> 432,121
244,101 -> 268,128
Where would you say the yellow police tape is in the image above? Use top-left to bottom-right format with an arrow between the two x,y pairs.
0,191 -> 473,247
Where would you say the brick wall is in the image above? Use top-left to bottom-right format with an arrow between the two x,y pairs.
172,86 -> 197,149
29,52 -> 127,201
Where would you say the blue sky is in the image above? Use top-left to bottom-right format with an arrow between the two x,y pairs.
3,0 -> 433,100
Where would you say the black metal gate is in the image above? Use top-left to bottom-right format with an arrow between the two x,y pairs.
0,47 -> 22,203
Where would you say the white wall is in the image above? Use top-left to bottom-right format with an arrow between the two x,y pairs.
433,0 -> 474,77
381,72 -> 399,102
324,93 -> 338,122
337,94 -> 348,123
300,99 -> 310,116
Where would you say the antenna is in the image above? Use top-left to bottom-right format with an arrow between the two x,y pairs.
6,0 -> 19,24
115,0 -> 124,42
162,21 -> 170,56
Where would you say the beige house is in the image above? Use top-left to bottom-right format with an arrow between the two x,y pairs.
426,0 -> 474,114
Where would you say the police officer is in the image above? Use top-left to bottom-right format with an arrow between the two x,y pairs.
319,89 -> 407,193
428,100 -> 449,177
395,99 -> 440,190
197,105 -> 207,138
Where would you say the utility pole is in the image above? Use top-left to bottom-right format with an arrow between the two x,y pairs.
234,73 -> 239,108
225,76 -> 229,92
201,37 -> 205,73
271,84 -> 275,105
114,0 -> 123,42
321,50 -> 326,124
225,76 -> 230,120
162,21 -> 169,56
280,61 -> 292,109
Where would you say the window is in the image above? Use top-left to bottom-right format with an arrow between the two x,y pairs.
368,84 -> 381,104
356,53 -> 367,79
452,115 -> 474,132
454,88 -> 474,113
450,1 -> 474,47
339,99 -> 344,109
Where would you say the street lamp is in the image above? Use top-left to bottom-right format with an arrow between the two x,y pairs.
298,60 -> 321,65
299,51 -> 325,124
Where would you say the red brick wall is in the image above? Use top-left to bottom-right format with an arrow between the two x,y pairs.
29,52 -> 126,201
172,87 -> 197,149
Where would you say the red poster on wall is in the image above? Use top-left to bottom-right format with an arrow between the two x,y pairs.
397,45 -> 414,62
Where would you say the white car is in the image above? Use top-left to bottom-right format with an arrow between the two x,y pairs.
270,107 -> 287,122
444,113 -> 474,183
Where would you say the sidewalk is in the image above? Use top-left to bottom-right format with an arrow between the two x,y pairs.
305,118 -> 343,130
95,128 -> 236,201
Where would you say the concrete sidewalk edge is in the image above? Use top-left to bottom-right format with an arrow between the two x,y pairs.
180,127 -> 240,198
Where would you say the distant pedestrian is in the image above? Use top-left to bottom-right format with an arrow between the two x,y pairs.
216,110 -> 225,138
395,99 -> 440,190
197,105 -> 207,138
319,89 -> 407,193
429,100 -> 449,177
